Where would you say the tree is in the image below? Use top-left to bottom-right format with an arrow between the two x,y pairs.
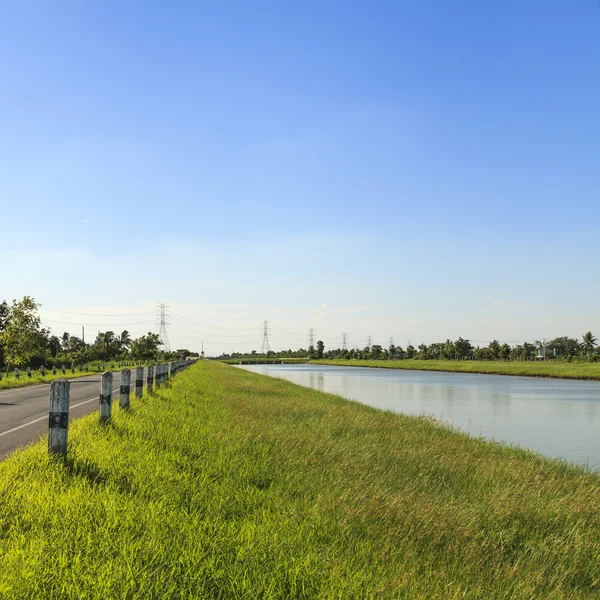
547,336 -> 581,359
130,333 -> 162,361
454,337 -> 473,360
48,335 -> 61,358
96,331 -> 116,360
0,296 -> 45,369
119,330 -> 132,350
582,332 -> 597,355
316,340 -> 324,359
371,344 -> 383,360
0,300 -> 8,369
61,331 -> 70,352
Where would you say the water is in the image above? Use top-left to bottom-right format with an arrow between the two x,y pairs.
238,364 -> 600,471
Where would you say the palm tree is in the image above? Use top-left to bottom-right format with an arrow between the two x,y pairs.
61,331 -> 70,352
582,332 -> 597,355
119,330 -> 132,350
98,331 -> 115,360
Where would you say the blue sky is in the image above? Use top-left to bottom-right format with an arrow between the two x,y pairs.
1,1 -> 598,353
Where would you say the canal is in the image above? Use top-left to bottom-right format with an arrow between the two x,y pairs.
239,363 -> 600,471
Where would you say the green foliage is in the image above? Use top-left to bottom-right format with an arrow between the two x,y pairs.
312,358 -> 600,381
0,297 -> 46,368
316,340 -> 324,359
0,361 -> 599,597
130,332 -> 162,361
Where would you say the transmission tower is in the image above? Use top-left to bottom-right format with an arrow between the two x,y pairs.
342,333 -> 347,350
309,328 -> 315,348
389,337 -> 394,347
367,335 -> 372,350
157,303 -> 171,352
261,320 -> 271,354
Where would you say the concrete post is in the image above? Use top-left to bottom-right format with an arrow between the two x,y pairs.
155,365 -> 162,389
135,366 -> 143,398
99,372 -> 113,423
49,378 -> 70,456
147,365 -> 154,393
170,362 -> 176,379
27,367 -> 31,378
41,365 -> 46,376
14,368 -> 19,379
71,363 -> 75,374
52,366 -> 57,375
120,369 -> 131,409
61,365 -> 66,375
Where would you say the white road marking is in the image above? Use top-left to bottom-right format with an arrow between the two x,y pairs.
0,388 -> 119,439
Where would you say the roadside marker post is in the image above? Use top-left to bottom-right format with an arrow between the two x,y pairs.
135,366 -> 144,398
120,369 -> 131,410
48,378 -> 70,456
99,372 -> 113,423
155,365 -> 162,389
147,365 -> 154,393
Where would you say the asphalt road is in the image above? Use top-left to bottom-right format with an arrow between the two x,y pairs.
0,370 -> 131,460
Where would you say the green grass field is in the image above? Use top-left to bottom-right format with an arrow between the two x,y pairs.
0,361 -> 599,598
309,358 -> 600,380
0,362 -> 149,391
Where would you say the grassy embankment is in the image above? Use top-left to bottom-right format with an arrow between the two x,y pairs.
0,361 -> 599,598
310,358 -> 600,380
0,362 -> 149,391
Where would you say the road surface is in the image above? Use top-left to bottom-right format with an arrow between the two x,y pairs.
0,370 -> 132,460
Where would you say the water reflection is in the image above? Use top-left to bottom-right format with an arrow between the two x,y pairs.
239,364 -> 600,471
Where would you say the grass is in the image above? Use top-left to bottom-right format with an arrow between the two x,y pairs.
308,358 -> 600,380
0,361 -> 599,598
0,362 -> 149,391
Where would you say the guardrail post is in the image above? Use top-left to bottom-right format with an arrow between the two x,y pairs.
147,365 -> 154,393
135,366 -> 143,398
49,378 -> 70,456
100,372 -> 113,423
120,369 -> 131,409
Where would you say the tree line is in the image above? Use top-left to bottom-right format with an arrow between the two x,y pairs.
225,333 -> 599,362
0,297 -> 199,372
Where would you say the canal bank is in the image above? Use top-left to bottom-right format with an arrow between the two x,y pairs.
240,363 -> 600,471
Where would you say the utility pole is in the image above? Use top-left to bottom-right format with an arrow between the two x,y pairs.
82,325 -> 85,344
157,303 -> 171,352
342,333 -> 347,350
261,320 -> 271,354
